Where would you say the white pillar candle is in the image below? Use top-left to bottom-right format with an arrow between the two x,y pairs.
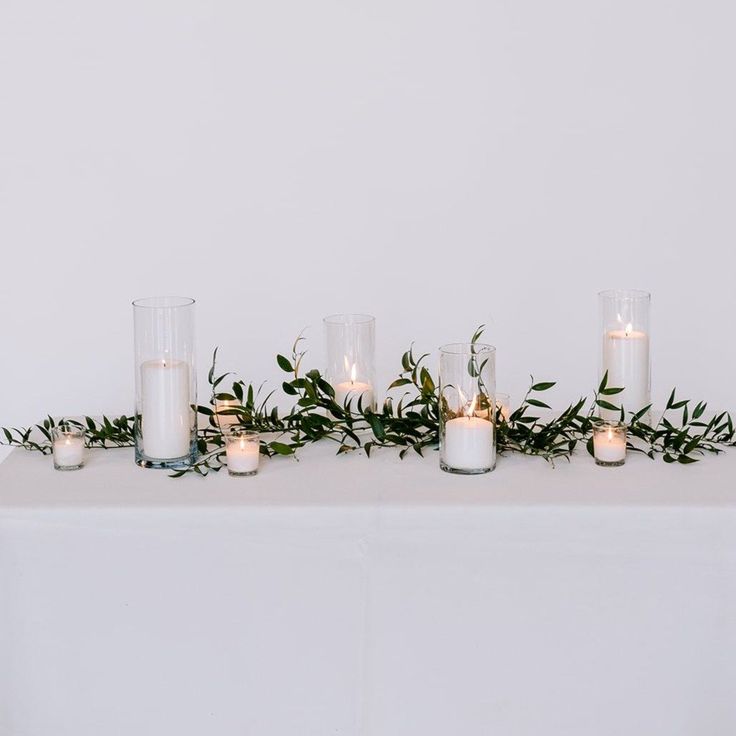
53,436 -> 85,468
226,438 -> 260,475
334,381 -> 374,410
593,426 -> 627,464
602,325 -> 650,418
443,416 -> 494,471
140,359 -> 191,460
333,362 -> 374,410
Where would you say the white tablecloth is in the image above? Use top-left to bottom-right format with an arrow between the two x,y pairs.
1,445 -> 735,735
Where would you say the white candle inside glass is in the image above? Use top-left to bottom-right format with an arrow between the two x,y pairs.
593,426 -> 627,463
226,437 -> 260,474
53,436 -> 85,468
443,394 -> 494,471
140,359 -> 191,460
602,323 -> 649,418
334,362 -> 374,410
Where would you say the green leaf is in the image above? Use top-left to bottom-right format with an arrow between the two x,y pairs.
367,414 -> 386,441
531,382 -> 556,392
388,378 -> 412,390
269,442 -> 294,456
276,354 -> 293,373
282,382 -> 298,396
208,348 -> 219,384
666,388 -> 677,410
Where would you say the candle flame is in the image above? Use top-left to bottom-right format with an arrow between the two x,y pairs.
350,363 -> 357,384
457,387 -> 477,418
239,439 -> 246,450
625,323 -> 633,336
607,427 -> 614,441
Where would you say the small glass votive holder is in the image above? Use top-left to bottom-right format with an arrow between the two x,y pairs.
224,428 -> 260,477
214,398 -> 241,428
51,426 -> 86,471
592,421 -> 627,467
496,392 -> 511,424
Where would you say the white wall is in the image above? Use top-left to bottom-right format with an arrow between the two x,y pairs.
1,0 -> 734,459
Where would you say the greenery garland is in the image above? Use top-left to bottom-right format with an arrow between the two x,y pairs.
2,329 -> 734,476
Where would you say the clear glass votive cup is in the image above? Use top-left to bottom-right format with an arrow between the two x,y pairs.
592,421 -> 627,467
224,428 -> 260,477
496,392 -> 511,424
51,426 -> 86,471
214,398 -> 241,428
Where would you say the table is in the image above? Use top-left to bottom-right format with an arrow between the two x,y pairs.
1,445 -> 735,735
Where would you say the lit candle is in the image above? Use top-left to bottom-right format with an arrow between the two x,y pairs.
602,322 -> 649,419
214,399 -> 240,427
443,394 -> 494,472
333,361 -> 375,411
225,431 -> 260,476
52,430 -> 86,470
140,358 -> 191,460
593,422 -> 627,466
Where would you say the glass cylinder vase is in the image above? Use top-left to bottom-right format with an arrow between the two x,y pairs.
133,296 -> 197,469
599,289 -> 651,421
323,314 -> 376,411
439,343 -> 496,474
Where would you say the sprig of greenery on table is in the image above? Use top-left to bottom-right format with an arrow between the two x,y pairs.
2,330 -> 734,475
1,415 -> 136,455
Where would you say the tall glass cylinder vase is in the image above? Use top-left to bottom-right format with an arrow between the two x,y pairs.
439,343 -> 496,474
599,289 -> 651,421
133,296 -> 197,469
323,314 -> 376,411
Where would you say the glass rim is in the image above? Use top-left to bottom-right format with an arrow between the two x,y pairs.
132,296 -> 196,309
594,420 -> 628,430
223,427 -> 260,439
323,313 -> 375,325
51,425 -> 85,437
439,342 -> 496,355
598,289 -> 650,302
